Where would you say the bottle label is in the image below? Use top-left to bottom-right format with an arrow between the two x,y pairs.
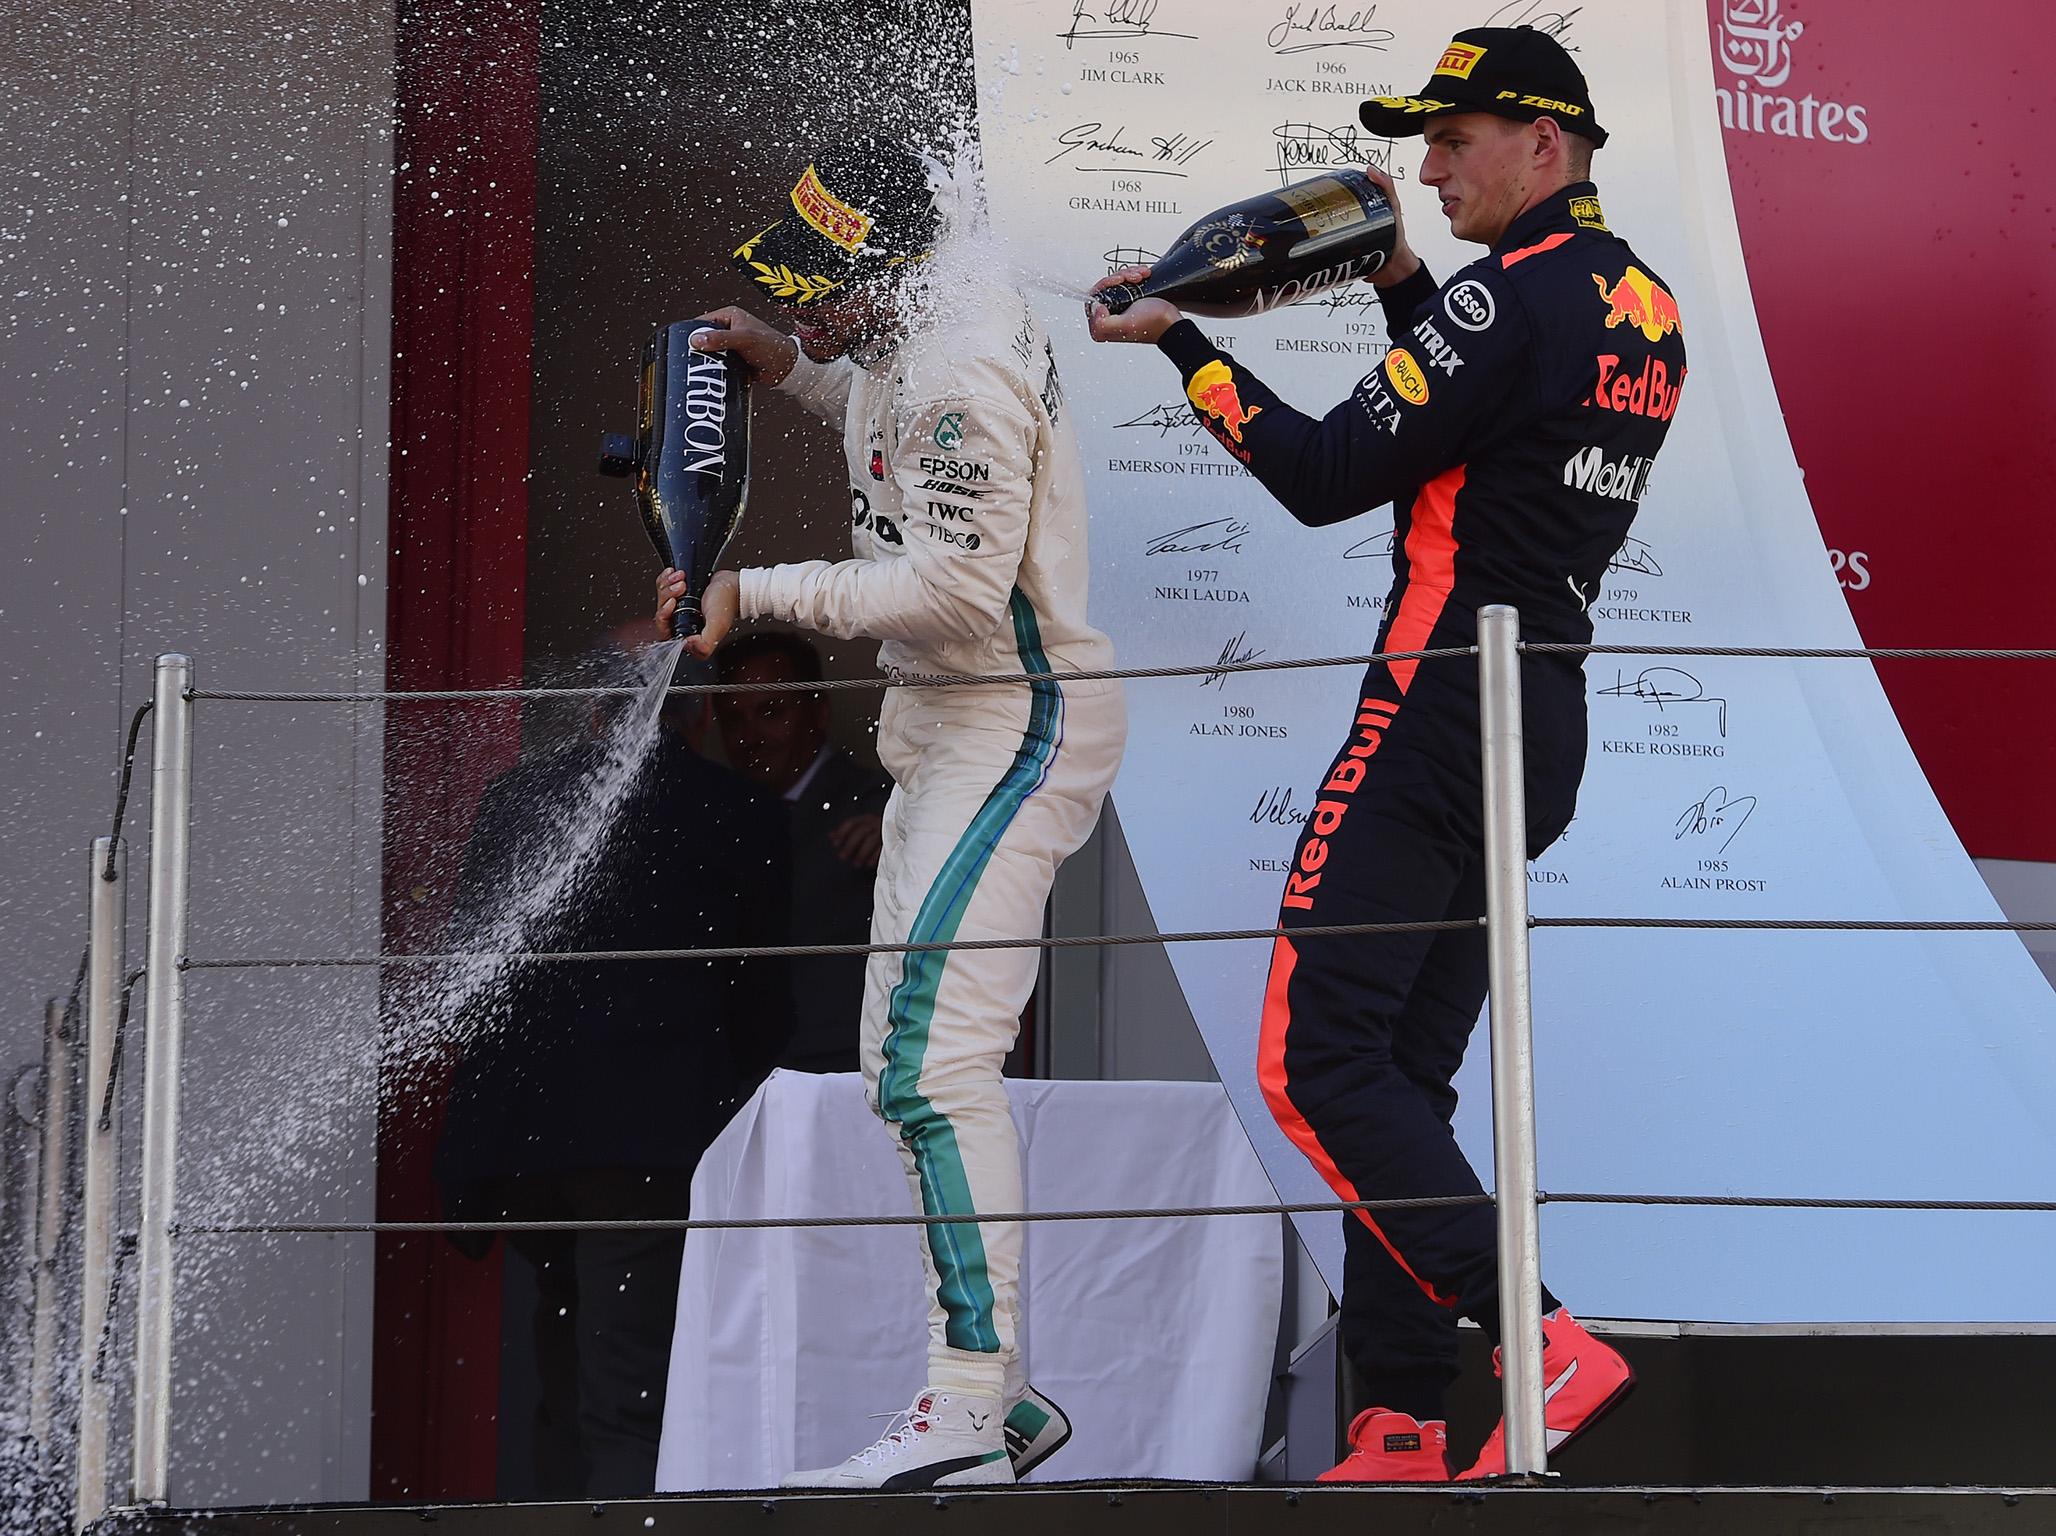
1243,250 -> 1386,317
1191,214 -> 1268,273
679,336 -> 731,476
1275,176 -> 1364,242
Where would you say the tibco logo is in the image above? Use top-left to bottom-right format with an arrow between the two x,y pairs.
1714,0 -> 1870,145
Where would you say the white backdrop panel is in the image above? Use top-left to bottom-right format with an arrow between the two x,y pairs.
657,1073 -> 1282,1489
966,0 -> 2056,1322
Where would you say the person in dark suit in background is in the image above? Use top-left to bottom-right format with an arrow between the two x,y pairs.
435,646 -> 793,1498
714,630 -> 890,1075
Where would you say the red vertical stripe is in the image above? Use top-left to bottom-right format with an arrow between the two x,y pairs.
375,0 -> 539,1499
1257,936 -> 1458,1308
1259,467 -> 1469,1310
1384,466 -> 1465,692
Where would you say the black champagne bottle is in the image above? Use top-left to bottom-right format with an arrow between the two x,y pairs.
598,318 -> 753,638
1098,170 -> 1396,318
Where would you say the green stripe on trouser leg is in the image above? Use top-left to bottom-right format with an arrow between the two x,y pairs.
876,593 -> 1062,1358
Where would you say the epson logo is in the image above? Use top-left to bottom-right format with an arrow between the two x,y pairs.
1564,445 -> 1651,501
917,456 -> 990,482
680,341 -> 728,475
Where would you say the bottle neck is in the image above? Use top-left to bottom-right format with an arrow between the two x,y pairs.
1097,282 -> 1145,316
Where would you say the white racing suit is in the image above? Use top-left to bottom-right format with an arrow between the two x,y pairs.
739,287 -> 1125,1396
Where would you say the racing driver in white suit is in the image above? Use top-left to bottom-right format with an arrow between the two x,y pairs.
657,137 -> 1124,1491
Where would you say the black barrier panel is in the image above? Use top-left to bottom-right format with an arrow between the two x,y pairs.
94,1485 -> 2056,1536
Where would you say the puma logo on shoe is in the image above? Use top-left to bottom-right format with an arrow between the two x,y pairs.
877,1450 -> 1007,1492
780,1391 -> 1014,1490
1458,1314 -> 1635,1479
1541,1358 -> 1582,1448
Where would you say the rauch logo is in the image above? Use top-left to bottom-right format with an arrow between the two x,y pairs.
1714,0 -> 1870,146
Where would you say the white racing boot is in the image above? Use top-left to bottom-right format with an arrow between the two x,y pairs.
781,1389 -> 1015,1491
1004,1385 -> 1073,1479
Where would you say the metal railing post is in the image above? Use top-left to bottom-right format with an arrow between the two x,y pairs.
29,995 -> 78,1457
77,835 -> 126,1529
135,654 -> 193,1506
1477,605 -> 1548,1477
0,1064 -> 39,1423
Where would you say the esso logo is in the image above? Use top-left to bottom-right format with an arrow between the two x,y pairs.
1444,279 -> 1496,332
1829,548 -> 1871,591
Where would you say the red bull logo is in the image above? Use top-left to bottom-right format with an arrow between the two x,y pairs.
1187,360 -> 1264,444
1588,353 -> 1686,421
1593,266 -> 1683,343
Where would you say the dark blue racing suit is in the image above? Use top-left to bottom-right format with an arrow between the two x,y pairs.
1157,182 -> 1687,1419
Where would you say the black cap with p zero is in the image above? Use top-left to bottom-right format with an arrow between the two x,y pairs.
730,137 -> 941,307
1358,27 -> 1608,147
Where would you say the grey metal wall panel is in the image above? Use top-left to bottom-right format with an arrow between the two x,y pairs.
1,0 -> 390,1505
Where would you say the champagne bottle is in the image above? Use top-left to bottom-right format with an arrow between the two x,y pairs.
1098,170 -> 1396,318
598,318 -> 752,638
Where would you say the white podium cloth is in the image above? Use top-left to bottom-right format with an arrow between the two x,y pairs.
657,1071 -> 1283,1489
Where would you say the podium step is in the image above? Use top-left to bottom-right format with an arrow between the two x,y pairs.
97,1483 -> 2055,1536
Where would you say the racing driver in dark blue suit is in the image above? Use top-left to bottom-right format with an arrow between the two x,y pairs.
1088,26 -> 1687,1481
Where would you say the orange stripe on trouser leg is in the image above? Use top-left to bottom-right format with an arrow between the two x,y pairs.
1383,466 -> 1465,693
1257,935 -> 1458,1309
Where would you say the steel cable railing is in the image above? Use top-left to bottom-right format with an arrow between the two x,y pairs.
171,1185 -> 2056,1239
183,640 -> 2056,705
178,912 -> 2056,973
66,626 -> 2054,1508
186,644 -> 1477,702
